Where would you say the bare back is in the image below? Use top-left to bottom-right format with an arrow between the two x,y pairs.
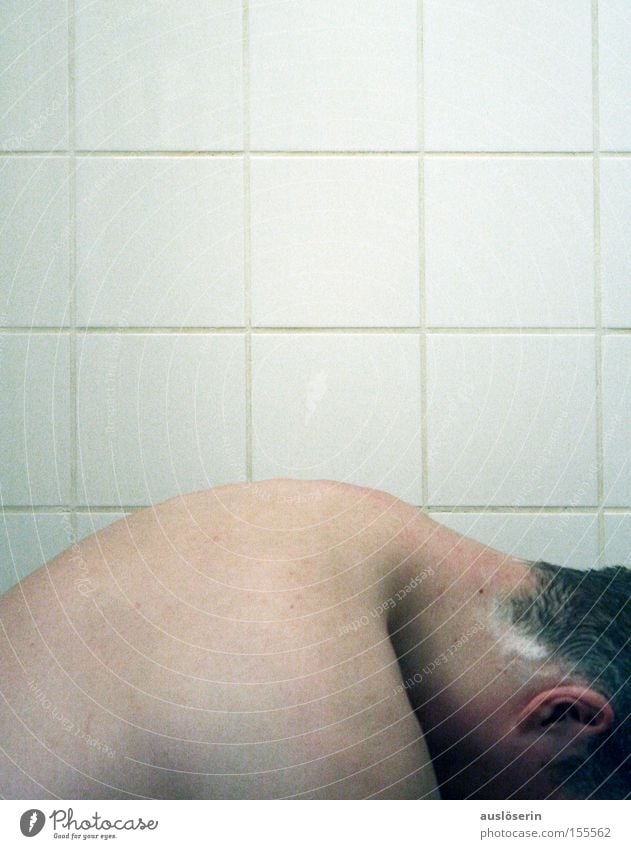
0,479 -> 438,799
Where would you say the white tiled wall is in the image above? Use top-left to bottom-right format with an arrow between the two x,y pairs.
1,1 -> 630,595
601,158 -> 631,326
75,156 -> 245,325
76,333 -> 246,504
74,0 -> 244,151
249,0 -> 419,150
251,333 -> 422,500
250,156 -> 420,325
1,158 -> 71,325
423,0 -> 594,152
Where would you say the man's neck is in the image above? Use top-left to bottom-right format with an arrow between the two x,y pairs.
383,502 -> 535,713
388,504 -> 530,605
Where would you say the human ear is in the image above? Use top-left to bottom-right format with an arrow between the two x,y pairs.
516,685 -> 614,742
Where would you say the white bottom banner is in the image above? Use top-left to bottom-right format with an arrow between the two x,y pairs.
0,800 -> 628,848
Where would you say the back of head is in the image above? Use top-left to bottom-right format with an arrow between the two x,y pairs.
507,561 -> 631,799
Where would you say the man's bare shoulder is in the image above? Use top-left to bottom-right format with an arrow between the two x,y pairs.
153,477 -> 405,526
0,480 -> 440,799
1,479 -> 412,612
41,478 -> 409,572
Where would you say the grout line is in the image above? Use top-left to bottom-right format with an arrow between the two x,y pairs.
261,149 -> 611,157
4,326 -> 631,335
1,506 -> 142,514
417,0 -> 428,511
5,504 -> 627,515
426,506 -> 605,515
1,507 -> 72,515
243,0 -> 253,485
75,150 -> 245,157
68,0 -> 78,546
76,326 -> 246,333
418,326 -> 600,334
421,150 -> 596,157
3,150 -> 631,158
592,0 -> 605,567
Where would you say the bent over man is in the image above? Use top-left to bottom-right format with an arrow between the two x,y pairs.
0,479 -> 629,799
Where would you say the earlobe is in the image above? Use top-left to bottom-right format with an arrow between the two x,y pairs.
517,685 -> 614,738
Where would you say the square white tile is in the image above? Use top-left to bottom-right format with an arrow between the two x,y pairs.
429,511 -> 599,569
602,336 -> 631,506
601,159 -> 631,328
77,333 -> 246,505
423,0 -> 593,151
251,333 -> 422,502
0,0 -> 68,151
0,158 -> 70,326
76,157 -> 244,326
603,513 -> 631,566
0,513 -> 72,595
424,157 -> 594,327
426,334 -> 598,506
76,511 -> 129,541
75,0 -> 243,150
251,157 -> 419,326
249,0 -> 418,150
0,334 -> 71,504
599,0 -> 631,150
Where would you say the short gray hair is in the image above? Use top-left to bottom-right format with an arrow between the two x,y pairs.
506,561 -> 631,799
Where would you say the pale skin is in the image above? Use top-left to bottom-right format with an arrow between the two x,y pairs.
0,479 -> 613,799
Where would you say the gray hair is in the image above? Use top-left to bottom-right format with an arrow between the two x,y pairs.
506,561 -> 631,799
